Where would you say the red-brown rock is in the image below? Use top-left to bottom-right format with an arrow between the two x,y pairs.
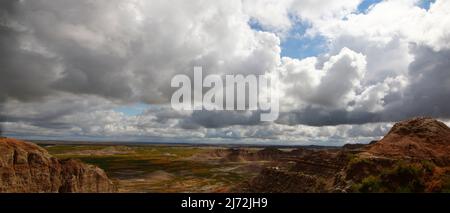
0,138 -> 116,192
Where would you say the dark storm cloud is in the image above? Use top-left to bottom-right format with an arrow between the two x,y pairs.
50,51 -> 133,100
0,0 -> 134,102
381,45 -> 450,121
0,1 -> 57,102
3,105 -> 77,129
179,110 -> 261,129
0,95 -> 105,131
0,0 -> 286,135
276,107 -> 381,126
0,0 -> 280,105
0,0 -> 18,16
0,104 -> 4,136
1,0 -> 53,136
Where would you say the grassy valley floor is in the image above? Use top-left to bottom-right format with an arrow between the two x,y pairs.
43,145 -> 270,192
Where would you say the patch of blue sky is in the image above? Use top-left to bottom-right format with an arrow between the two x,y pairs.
357,0 -> 436,12
280,21 -> 328,59
418,0 -> 435,10
248,18 -> 265,32
249,0 -> 434,60
357,0 -> 382,13
281,32 -> 328,59
114,102 -> 150,116
249,17 -> 328,59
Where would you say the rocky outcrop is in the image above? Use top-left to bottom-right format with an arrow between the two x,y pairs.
240,168 -> 328,193
366,117 -> 450,165
0,138 -> 116,192
343,117 -> 450,192
236,149 -> 348,192
240,117 -> 450,193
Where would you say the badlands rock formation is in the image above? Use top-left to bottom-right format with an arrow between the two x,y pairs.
0,137 -> 116,192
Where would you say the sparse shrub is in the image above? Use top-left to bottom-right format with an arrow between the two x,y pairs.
345,153 -> 357,162
352,161 -> 427,193
420,160 -> 435,173
380,162 -> 425,192
352,176 -> 382,193
346,156 -> 380,183
348,156 -> 373,167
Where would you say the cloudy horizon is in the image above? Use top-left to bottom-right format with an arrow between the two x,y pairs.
1,0 -> 449,145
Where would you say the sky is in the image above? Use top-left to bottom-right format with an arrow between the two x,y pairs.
0,0 -> 449,145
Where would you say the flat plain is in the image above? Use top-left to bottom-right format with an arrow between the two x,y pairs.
43,144 -> 270,192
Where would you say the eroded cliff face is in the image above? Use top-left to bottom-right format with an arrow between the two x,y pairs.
237,149 -> 348,193
238,118 -> 450,193
0,138 -> 116,192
